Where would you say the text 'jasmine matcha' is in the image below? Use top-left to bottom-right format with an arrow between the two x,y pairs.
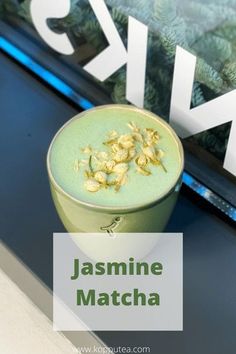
71,258 -> 163,307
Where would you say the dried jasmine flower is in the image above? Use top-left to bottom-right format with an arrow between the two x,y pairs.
127,121 -> 140,133
151,149 -> 167,172
97,151 -> 109,160
84,179 -> 101,192
94,171 -> 107,184
142,146 -> 156,161
108,130 -> 118,139
107,175 -> 117,187
104,160 -> 116,173
113,149 -> 129,163
103,138 -> 118,146
118,134 -> 134,149
118,173 -> 128,185
156,149 -> 164,159
76,122 -> 167,193
111,143 -> 121,153
84,170 -> 93,179
115,173 -> 128,192
145,128 -> 160,140
113,163 -> 129,174
81,145 -> 93,154
132,132 -> 143,143
150,159 -> 161,166
135,153 -> 149,167
136,166 -> 151,176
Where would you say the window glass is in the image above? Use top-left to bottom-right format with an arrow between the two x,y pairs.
1,0 -> 235,205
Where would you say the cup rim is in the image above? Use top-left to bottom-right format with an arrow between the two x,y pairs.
47,104 -> 184,213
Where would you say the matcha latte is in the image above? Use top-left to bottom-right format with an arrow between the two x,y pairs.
48,105 -> 183,210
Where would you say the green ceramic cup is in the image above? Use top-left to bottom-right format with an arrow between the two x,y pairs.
47,105 -> 184,236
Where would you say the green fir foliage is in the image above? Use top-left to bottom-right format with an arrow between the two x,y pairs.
3,0 -> 235,159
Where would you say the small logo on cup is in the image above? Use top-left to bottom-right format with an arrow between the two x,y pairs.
100,217 -> 122,236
